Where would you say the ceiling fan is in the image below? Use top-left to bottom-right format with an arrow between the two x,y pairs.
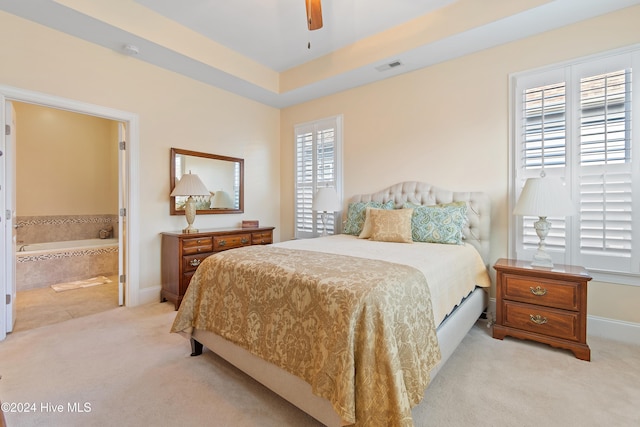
306,0 -> 323,30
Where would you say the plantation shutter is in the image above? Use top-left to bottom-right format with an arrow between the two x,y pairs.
576,68 -> 633,272
294,116 -> 342,239
515,70 -> 571,264
513,50 -> 639,281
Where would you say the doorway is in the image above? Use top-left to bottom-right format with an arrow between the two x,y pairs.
0,85 -> 140,341
12,101 -> 121,332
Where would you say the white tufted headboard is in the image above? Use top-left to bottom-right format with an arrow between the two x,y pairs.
349,181 -> 491,265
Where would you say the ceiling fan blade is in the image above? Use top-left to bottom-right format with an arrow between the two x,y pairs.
306,0 -> 323,31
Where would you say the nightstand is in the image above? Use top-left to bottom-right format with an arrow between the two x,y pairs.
492,258 -> 592,361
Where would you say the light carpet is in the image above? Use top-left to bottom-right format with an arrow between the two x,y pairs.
0,302 -> 638,427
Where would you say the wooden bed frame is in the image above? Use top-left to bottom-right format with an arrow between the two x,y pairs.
187,181 -> 491,426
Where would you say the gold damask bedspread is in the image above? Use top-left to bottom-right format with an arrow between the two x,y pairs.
171,245 -> 441,426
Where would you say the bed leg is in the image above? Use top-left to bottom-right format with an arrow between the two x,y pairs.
190,338 -> 203,356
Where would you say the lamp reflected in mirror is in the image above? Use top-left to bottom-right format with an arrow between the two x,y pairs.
211,190 -> 234,209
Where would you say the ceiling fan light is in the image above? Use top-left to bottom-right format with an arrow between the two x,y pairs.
306,0 -> 323,31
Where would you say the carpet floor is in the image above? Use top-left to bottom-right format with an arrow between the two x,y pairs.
0,302 -> 638,426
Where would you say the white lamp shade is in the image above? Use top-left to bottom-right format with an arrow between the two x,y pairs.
513,177 -> 576,217
170,173 -> 210,197
211,190 -> 234,208
312,187 -> 341,212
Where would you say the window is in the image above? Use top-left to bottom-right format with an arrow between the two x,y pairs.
294,115 -> 343,239
511,48 -> 640,285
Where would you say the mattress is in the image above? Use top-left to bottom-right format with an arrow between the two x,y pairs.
275,234 -> 491,327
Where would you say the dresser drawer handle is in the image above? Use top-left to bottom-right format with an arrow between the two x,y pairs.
241,238 -> 248,244
529,314 -> 548,325
530,286 -> 547,296
218,240 -> 226,246
189,259 -> 201,267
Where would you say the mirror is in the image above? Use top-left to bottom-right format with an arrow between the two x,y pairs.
170,148 -> 244,215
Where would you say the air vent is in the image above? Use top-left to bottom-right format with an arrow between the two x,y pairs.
375,60 -> 403,72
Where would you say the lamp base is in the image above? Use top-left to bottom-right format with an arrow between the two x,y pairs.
182,196 -> 200,234
319,211 -> 329,237
531,216 -> 554,268
531,250 -> 554,268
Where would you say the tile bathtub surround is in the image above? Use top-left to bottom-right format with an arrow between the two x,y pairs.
16,214 -> 119,244
16,246 -> 119,291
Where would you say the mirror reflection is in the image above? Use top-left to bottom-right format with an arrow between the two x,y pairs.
170,148 -> 244,215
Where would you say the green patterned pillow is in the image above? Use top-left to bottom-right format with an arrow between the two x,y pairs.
343,200 -> 395,235
404,201 -> 468,244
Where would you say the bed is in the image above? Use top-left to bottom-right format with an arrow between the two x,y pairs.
171,181 -> 491,426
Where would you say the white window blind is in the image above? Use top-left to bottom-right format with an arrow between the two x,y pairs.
294,116 -> 342,239
512,49 -> 639,284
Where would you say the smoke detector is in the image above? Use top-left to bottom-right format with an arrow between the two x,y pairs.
122,44 -> 139,56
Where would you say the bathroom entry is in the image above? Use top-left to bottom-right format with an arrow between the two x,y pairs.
2,100 -> 127,335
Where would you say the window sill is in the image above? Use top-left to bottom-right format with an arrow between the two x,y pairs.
587,269 -> 640,287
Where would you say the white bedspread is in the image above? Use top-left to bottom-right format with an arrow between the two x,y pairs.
275,234 -> 491,327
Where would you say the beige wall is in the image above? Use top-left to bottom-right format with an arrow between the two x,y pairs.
2,7 -> 638,323
0,11 -> 281,293
280,6 -> 640,324
13,102 -> 119,216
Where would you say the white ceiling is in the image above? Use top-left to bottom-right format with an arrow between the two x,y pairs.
1,0 -> 639,108
134,0 -> 457,72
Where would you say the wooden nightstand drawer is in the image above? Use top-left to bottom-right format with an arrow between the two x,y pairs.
503,301 -> 580,342
504,275 -> 579,311
213,234 -> 251,251
182,237 -> 213,255
252,231 -> 273,245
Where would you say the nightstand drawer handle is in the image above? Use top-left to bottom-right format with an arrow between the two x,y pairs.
189,259 -> 201,267
241,238 -> 248,244
218,240 -> 226,246
530,286 -> 547,296
529,314 -> 548,325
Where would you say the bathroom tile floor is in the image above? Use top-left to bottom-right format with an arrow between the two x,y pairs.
12,275 -> 120,333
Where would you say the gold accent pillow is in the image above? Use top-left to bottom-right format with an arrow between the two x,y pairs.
370,208 -> 414,243
358,207 -> 383,239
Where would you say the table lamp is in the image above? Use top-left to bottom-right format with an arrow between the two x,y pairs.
312,187 -> 341,237
513,174 -> 575,268
170,172 -> 210,233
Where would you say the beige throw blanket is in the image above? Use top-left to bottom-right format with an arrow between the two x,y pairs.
171,245 -> 441,426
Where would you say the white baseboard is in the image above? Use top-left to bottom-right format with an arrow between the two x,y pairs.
587,315 -> 640,345
486,298 -> 639,346
136,285 -> 162,306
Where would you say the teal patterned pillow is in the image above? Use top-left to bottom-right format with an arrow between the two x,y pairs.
404,201 -> 468,244
343,200 -> 395,235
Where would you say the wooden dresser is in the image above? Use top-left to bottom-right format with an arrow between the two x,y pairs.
492,258 -> 592,361
161,226 -> 274,310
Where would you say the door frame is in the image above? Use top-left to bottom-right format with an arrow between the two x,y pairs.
0,85 -> 140,340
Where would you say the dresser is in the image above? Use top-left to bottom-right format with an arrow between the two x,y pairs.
492,258 -> 592,361
161,226 -> 274,310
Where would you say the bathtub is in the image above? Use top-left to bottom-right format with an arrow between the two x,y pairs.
16,238 -> 119,291
18,238 -> 118,254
